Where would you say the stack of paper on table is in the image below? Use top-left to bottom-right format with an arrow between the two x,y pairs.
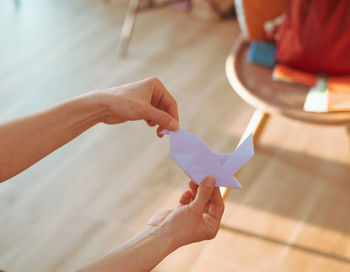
273,64 -> 350,112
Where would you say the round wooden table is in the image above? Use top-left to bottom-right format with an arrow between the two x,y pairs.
221,34 -> 350,197
226,35 -> 350,126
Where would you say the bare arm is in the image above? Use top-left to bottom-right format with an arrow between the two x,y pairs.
0,77 -> 179,182
0,93 -> 107,182
78,177 -> 224,272
78,226 -> 174,272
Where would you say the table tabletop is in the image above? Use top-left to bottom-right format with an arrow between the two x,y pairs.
225,35 -> 350,125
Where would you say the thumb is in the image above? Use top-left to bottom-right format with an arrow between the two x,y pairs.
141,105 -> 178,131
190,176 -> 216,212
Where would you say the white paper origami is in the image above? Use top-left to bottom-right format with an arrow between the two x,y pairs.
161,129 -> 254,188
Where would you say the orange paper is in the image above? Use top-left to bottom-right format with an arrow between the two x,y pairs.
273,64 -> 317,86
328,76 -> 350,111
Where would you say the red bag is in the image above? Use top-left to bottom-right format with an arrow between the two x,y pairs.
276,0 -> 350,75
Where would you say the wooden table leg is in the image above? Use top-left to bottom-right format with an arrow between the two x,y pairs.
220,110 -> 269,199
118,0 -> 141,57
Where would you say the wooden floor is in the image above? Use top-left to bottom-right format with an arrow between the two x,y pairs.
0,1 -> 349,271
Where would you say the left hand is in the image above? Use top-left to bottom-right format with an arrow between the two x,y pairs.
147,176 -> 224,249
99,77 -> 179,137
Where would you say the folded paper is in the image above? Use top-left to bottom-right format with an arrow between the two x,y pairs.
161,129 -> 254,188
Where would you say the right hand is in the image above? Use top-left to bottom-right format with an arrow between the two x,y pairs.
147,176 -> 225,249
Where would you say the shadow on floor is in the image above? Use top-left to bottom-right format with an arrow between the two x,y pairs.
225,143 -> 350,235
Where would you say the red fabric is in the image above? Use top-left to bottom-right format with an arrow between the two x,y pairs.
276,0 -> 350,75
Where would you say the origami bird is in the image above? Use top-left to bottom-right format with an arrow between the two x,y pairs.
161,129 -> 254,188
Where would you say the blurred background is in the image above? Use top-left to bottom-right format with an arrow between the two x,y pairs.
0,0 -> 349,271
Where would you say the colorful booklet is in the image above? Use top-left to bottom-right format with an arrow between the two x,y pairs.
273,64 -> 350,112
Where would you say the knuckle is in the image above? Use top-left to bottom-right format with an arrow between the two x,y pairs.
166,116 -> 173,125
148,76 -> 161,86
200,186 -> 211,195
207,231 -> 217,240
136,105 -> 149,119
205,223 -> 220,240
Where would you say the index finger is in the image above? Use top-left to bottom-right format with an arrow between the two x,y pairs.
152,79 -> 179,122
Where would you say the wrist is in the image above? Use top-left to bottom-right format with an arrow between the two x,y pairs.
143,224 -> 177,254
76,91 -> 111,125
145,221 -> 184,253
78,225 -> 178,272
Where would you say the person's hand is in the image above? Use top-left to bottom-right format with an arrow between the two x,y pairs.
147,176 -> 224,249
99,77 -> 179,137
77,177 -> 223,272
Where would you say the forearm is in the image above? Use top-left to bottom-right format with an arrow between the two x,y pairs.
0,92 -> 108,182
78,226 -> 176,272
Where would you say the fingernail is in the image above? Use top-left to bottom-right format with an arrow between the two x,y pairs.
169,119 -> 178,131
205,176 -> 216,187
